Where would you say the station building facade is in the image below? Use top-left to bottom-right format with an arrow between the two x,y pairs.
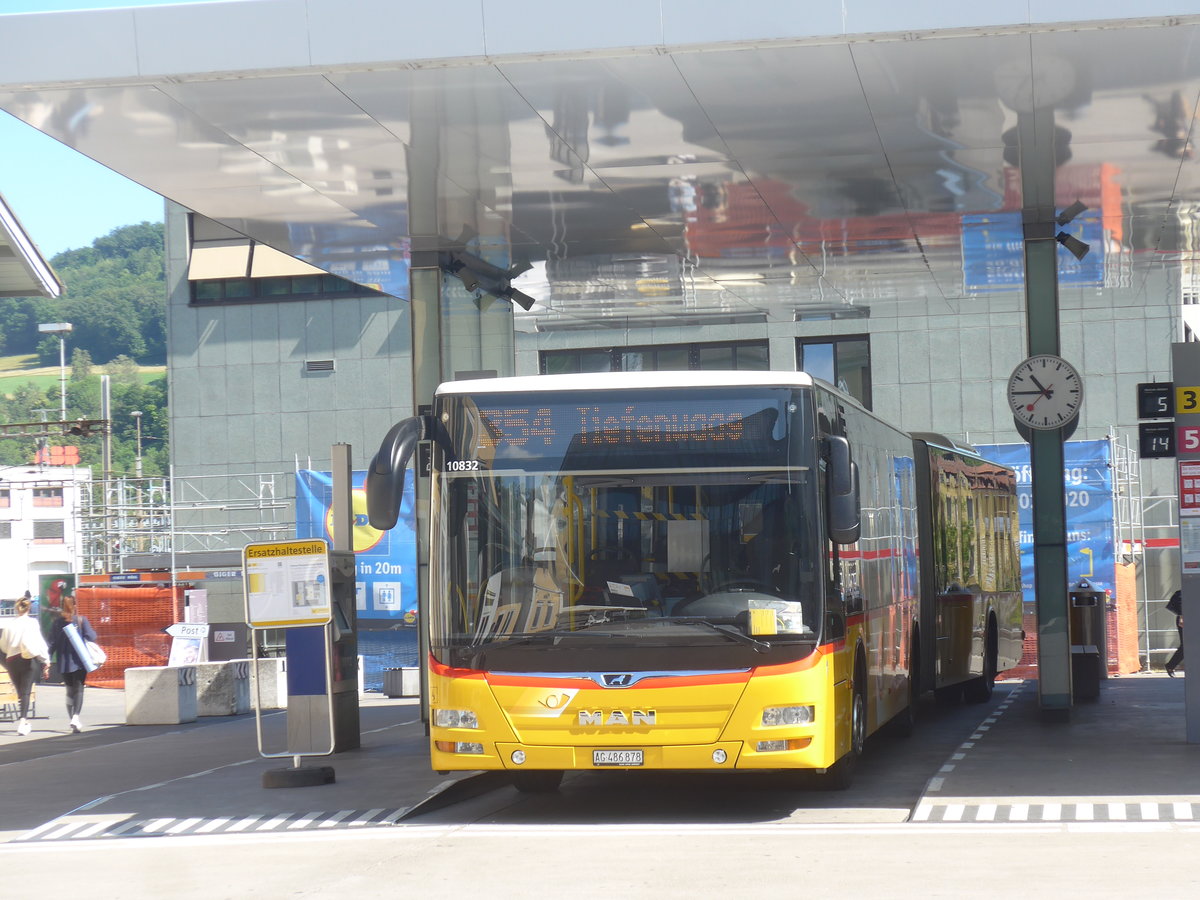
165,198 -> 1184,667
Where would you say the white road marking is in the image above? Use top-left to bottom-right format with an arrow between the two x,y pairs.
317,810 -> 357,828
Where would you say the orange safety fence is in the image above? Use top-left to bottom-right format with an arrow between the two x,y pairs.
75,585 -> 184,689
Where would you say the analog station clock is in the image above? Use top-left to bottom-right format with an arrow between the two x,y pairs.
1007,354 -> 1083,430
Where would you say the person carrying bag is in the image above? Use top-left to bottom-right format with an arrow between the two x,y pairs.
0,596 -> 50,736
48,595 -> 99,732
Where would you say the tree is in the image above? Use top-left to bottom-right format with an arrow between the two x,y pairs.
71,348 -> 94,380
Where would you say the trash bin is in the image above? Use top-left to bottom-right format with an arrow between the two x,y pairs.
1069,579 -> 1106,701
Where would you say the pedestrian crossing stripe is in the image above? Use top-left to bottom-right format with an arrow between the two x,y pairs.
912,799 -> 1200,824
15,807 -> 411,842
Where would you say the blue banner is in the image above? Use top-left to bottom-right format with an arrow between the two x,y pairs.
962,212 -> 1104,292
977,440 -> 1115,607
295,469 -> 418,624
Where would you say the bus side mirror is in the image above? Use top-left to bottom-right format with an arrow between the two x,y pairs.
366,415 -> 429,530
826,435 -> 860,545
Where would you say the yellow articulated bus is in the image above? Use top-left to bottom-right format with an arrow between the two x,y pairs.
367,371 -> 1021,791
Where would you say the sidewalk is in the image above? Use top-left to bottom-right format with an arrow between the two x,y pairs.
0,682 -> 127,744
914,672 -> 1200,822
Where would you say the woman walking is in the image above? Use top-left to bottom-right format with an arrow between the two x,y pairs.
1,597 -> 50,735
48,596 -> 97,732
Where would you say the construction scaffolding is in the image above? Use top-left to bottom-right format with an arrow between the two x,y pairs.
79,470 -> 295,573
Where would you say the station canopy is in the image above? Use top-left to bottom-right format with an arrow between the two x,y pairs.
0,192 -> 60,298
0,3 -> 1198,330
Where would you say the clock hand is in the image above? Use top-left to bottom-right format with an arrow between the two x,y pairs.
1012,389 -> 1050,395
1029,374 -> 1049,394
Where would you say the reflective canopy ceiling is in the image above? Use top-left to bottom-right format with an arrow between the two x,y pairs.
1,5 -> 1198,329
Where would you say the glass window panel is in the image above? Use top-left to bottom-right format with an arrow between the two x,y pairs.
193,280 -> 222,301
223,279 -> 253,299
697,345 -> 735,369
798,342 -> 835,384
834,338 -> 871,408
735,343 -> 769,370
579,351 -> 614,373
620,351 -> 647,372
258,278 -> 293,296
291,276 -> 322,294
542,353 -> 579,375
655,347 -> 690,371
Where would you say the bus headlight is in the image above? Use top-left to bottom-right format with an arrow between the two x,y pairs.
761,705 -> 814,727
434,708 -> 479,729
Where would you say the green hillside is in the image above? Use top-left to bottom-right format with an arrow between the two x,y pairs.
0,223 -> 168,474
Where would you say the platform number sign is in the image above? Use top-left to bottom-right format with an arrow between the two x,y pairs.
1178,386 -> 1200,416
1140,422 -> 1176,458
1137,383 -> 1174,419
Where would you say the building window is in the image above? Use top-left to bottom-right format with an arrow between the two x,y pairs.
0,488 -> 9,508
797,335 -> 872,409
541,340 -> 770,374
32,519 -> 65,543
32,487 -> 64,508
0,521 -> 10,539
191,274 -> 365,305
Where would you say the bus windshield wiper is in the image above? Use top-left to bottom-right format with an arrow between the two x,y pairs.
669,617 -> 771,653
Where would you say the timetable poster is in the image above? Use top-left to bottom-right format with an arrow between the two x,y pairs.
243,539 -> 332,628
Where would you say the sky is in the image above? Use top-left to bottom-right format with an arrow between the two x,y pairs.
0,1 -> 225,259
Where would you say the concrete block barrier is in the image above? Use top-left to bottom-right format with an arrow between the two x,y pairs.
195,660 -> 251,716
245,657 -> 287,710
125,665 -> 198,725
383,667 -> 420,698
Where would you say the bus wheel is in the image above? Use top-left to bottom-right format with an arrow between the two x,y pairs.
512,770 -> 564,793
964,623 -> 998,704
824,662 -> 866,790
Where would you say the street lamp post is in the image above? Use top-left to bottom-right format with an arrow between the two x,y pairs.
37,322 -> 72,424
131,410 -> 143,476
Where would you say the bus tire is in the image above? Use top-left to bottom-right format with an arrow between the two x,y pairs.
824,654 -> 867,790
512,770 -> 564,793
964,620 -> 998,704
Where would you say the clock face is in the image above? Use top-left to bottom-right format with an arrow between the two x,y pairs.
1007,355 -> 1083,430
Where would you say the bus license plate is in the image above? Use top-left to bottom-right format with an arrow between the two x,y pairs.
593,749 -> 643,767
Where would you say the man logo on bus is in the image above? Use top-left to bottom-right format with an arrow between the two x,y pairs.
578,709 -> 656,726
603,673 -> 633,687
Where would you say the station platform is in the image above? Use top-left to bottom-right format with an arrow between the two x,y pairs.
913,673 -> 1200,824
1,673 -> 1197,843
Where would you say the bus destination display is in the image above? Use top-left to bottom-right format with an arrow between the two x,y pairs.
457,392 -> 794,469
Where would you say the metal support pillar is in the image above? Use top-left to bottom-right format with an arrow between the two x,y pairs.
330,443 -> 360,751
1017,108 -> 1072,716
406,80 -> 520,726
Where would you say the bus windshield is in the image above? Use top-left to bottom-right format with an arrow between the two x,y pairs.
429,386 -> 823,672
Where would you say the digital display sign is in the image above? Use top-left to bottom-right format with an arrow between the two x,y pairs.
1137,382 -> 1174,420
1139,422 -> 1175,459
445,388 -> 802,472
